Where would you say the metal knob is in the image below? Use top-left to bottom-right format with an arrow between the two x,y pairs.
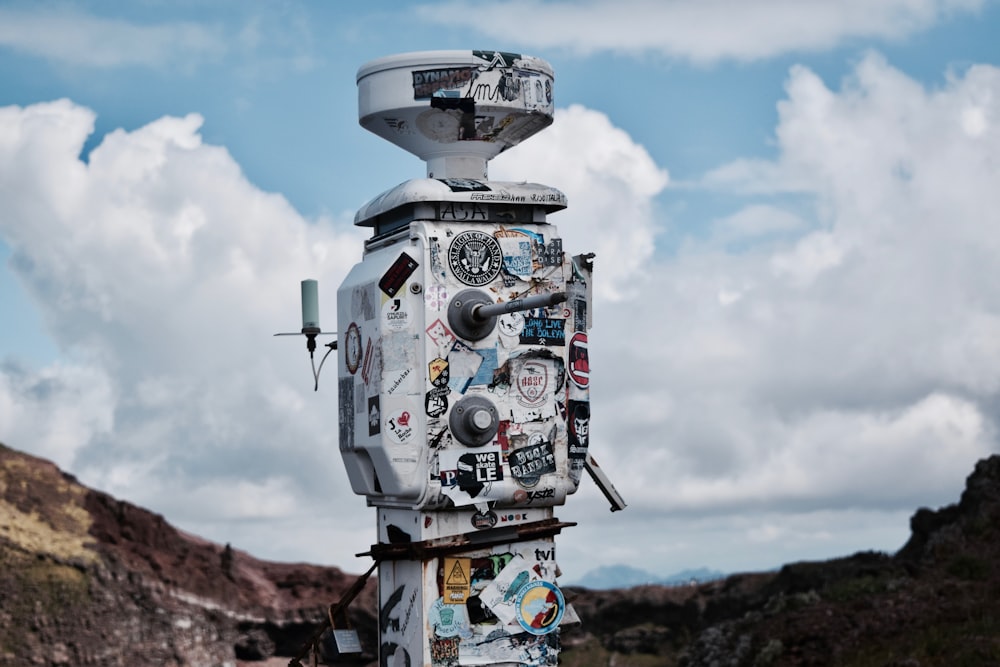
449,395 -> 499,447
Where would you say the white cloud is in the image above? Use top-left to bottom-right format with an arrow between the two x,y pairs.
0,8 -> 224,69
576,53 -> 1000,546
415,0 -> 985,63
0,98 -> 370,565
492,104 -> 669,300
3,49 -> 1000,579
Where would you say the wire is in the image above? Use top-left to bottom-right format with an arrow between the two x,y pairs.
311,341 -> 337,392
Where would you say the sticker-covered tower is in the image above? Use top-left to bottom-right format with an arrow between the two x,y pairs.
336,50 -> 598,667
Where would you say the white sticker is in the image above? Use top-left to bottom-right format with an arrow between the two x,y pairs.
385,408 -> 416,444
382,296 -> 411,332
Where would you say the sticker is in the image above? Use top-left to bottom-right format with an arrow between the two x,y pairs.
361,337 -> 378,388
479,554 -> 536,625
457,449 -> 503,485
351,283 -> 377,321
519,318 -> 565,346
516,581 -> 565,635
429,596 -> 471,638
444,558 -> 472,604
438,178 -> 491,193
429,358 -> 450,387
568,401 -> 589,460
426,319 -> 457,349
515,360 -> 549,407
385,408 -> 415,444
379,252 -> 419,297
471,510 -> 497,530
498,236 -> 533,278
510,438 -> 556,486
447,341 -> 484,394
539,237 -> 563,267
368,396 -> 381,437
412,67 -> 476,99
448,231 -> 503,286
338,377 -> 355,451
425,389 -> 448,418
344,322 -> 362,374
385,367 -> 416,397
430,637 -> 460,665
469,348 -> 499,386
382,297 -> 411,331
498,312 -> 524,337
568,332 -> 589,388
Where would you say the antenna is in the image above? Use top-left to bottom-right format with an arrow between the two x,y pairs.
356,50 -> 555,180
274,279 -> 337,390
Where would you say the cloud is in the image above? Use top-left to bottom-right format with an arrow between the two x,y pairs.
580,53 -> 1000,537
0,7 -> 224,69
415,0 -> 985,64
491,104 -> 669,300
3,49 -> 1000,577
0,98 -> 371,563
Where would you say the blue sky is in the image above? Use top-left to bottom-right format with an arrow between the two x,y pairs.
2,0 -> 999,581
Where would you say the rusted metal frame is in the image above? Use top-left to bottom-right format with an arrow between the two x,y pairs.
357,518 -> 577,562
288,559 -> 379,667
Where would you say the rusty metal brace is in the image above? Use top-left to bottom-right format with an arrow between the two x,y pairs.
288,559 -> 379,667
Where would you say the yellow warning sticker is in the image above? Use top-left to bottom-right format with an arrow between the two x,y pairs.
444,557 -> 471,604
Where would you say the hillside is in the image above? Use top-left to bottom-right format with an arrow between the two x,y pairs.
2,441 -> 999,666
0,443 -> 378,666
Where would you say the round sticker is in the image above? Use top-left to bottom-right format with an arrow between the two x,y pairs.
344,322 -> 362,375
515,581 -> 565,635
448,231 -> 503,286
498,312 -> 525,337
385,408 -> 415,444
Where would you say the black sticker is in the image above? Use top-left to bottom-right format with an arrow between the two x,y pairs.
448,231 -> 503,286
519,317 -> 566,346
379,252 -> 419,297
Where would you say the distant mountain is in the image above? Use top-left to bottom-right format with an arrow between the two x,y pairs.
569,564 -> 725,590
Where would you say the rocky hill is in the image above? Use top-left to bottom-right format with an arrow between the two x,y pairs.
0,443 -> 378,666
3,441 -> 999,666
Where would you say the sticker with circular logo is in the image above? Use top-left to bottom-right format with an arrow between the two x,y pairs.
498,312 -> 525,337
515,580 -> 565,635
385,408 -> 415,445
448,231 -> 503,286
344,322 -> 362,375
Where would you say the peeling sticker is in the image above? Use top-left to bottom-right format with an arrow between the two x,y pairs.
469,347 -> 498,386
338,377 -> 355,451
428,596 -> 471,637
447,341 -> 484,394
